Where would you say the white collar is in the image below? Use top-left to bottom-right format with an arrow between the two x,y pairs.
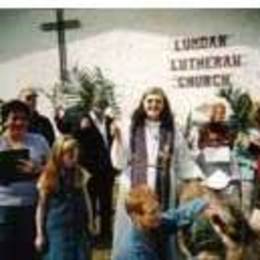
90,111 -> 105,125
145,119 -> 160,128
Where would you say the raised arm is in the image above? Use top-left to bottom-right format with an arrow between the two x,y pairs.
174,128 -> 205,180
110,120 -> 129,170
160,198 -> 208,234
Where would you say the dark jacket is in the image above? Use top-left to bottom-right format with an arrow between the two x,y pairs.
55,107 -> 115,177
75,114 -> 115,177
28,111 -> 55,147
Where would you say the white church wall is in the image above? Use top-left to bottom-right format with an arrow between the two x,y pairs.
0,9 -> 260,126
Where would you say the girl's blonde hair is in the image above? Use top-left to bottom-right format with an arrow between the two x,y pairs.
38,135 -> 83,196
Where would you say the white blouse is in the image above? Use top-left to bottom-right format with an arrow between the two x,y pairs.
111,119 -> 205,192
111,119 -> 159,190
144,120 -> 160,189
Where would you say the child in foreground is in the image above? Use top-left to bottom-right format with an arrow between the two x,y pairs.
35,135 -> 92,260
115,184 -> 218,260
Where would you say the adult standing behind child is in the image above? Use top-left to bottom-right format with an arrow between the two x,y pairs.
196,102 -> 241,208
19,87 -> 55,147
111,87 -> 204,259
55,96 -> 117,245
35,135 -> 92,260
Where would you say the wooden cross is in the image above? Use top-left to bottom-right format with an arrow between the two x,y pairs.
40,9 -> 80,84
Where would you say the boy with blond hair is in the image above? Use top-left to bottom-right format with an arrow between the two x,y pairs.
115,184 -> 218,260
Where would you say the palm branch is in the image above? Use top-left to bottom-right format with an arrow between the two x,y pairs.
218,87 -> 254,135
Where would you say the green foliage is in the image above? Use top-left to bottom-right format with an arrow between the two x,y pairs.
63,66 -> 119,113
40,66 -> 119,115
218,87 -> 254,134
185,217 -> 225,257
65,66 -> 96,111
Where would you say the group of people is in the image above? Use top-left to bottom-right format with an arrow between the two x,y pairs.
0,90 -> 52,259
0,85 -> 260,260
189,100 -> 260,216
0,87 -> 117,260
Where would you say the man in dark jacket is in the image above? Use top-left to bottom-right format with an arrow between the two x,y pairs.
55,97 -> 117,245
19,87 -> 55,147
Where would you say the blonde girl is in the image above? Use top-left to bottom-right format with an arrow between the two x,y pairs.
35,135 -> 92,260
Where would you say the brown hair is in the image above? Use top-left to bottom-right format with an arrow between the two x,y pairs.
125,185 -> 158,215
1,99 -> 30,124
131,87 -> 174,130
38,135 -> 83,196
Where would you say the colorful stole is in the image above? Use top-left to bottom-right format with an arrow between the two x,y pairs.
130,123 -> 174,210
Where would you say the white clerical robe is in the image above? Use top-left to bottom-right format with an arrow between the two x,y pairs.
111,119 -> 204,260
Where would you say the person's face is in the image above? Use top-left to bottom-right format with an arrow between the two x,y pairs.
92,100 -> 108,119
135,199 -> 161,230
23,93 -> 37,111
5,111 -> 28,138
211,105 -> 226,122
62,148 -> 79,169
93,105 -> 105,118
143,94 -> 164,121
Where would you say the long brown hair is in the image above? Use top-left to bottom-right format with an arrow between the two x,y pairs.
131,87 -> 174,131
38,135 -> 82,196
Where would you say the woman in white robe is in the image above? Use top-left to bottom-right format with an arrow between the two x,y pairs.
111,87 -> 204,260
